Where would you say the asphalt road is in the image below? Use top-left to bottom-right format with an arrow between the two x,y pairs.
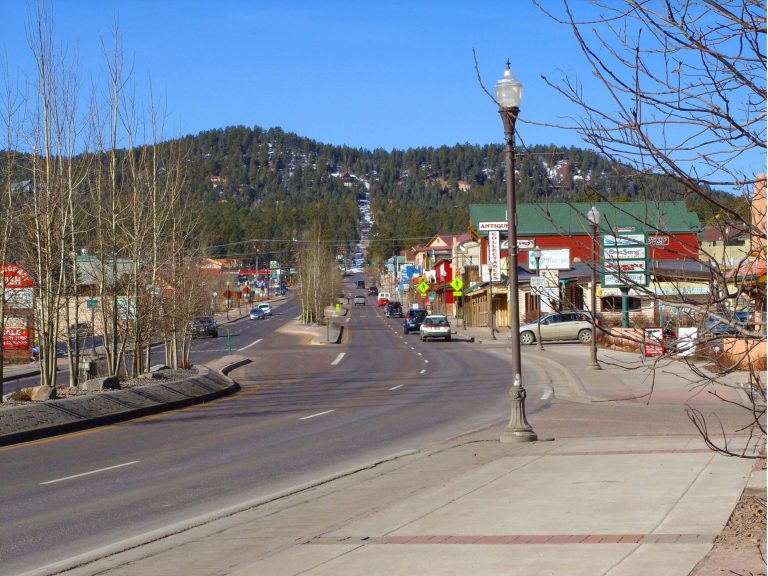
0,280 -> 549,575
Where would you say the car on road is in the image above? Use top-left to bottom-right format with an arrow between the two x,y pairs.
249,308 -> 266,320
519,311 -> 598,345
420,314 -> 452,341
257,303 -> 273,316
368,286 -> 379,296
403,308 -> 428,334
191,316 -> 218,338
377,291 -> 391,307
357,280 -> 366,289
354,294 -> 366,306
385,301 -> 403,318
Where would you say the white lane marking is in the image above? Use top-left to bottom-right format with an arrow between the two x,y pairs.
41,461 -> 140,485
417,352 -> 422,356
300,409 -> 335,420
238,338 -> 262,351
424,359 -> 429,364
420,369 -> 427,374
389,384 -> 403,391
331,352 -> 346,366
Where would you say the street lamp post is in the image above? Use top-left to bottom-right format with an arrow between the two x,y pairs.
534,245 -> 544,351
497,61 -> 536,443
587,206 -> 601,369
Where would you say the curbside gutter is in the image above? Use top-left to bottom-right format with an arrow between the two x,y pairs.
0,356 -> 250,447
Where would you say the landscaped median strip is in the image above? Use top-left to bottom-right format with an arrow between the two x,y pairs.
0,356 -> 250,447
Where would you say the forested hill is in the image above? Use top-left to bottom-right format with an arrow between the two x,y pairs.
172,125 -> 743,261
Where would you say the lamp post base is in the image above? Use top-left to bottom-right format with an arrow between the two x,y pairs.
500,427 -> 538,443
589,362 -> 602,370
499,385 -> 537,443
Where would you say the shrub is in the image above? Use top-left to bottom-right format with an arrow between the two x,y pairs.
9,387 -> 33,401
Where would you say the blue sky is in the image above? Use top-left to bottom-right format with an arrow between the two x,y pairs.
1,1 -> 600,151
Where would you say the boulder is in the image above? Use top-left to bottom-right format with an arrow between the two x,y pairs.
81,376 -> 121,391
31,385 -> 56,401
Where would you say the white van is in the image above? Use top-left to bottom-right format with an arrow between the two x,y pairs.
377,291 -> 391,305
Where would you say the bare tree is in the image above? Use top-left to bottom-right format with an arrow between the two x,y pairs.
530,0 -> 765,457
296,223 -> 342,325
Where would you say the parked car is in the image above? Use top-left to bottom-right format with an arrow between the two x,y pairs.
357,280 -> 366,289
403,308 -> 428,334
385,301 -> 403,318
377,291 -> 391,307
258,303 -> 273,316
190,316 -> 218,338
701,311 -> 753,336
420,314 -> 452,342
354,294 -> 366,306
368,286 -> 379,296
519,311 -> 598,345
249,308 -> 266,320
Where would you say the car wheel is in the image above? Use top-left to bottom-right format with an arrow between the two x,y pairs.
578,329 -> 592,343
520,331 -> 535,345
445,335 -> 451,341
421,335 -> 426,342
212,331 -> 218,338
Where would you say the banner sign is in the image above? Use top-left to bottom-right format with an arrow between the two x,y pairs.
488,231 -> 501,282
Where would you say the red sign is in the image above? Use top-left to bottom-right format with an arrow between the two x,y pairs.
222,290 -> 232,299
643,327 -> 664,357
242,286 -> 250,294
0,264 -> 33,288
3,327 -> 29,349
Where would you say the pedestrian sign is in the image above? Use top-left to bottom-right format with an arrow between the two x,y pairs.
450,278 -> 463,292
417,280 -> 429,295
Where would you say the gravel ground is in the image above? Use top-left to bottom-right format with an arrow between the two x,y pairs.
1,368 -> 197,408
692,458 -> 766,576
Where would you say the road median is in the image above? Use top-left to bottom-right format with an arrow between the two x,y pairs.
0,356 -> 249,447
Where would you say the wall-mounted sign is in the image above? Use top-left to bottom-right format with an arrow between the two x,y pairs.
647,235 -> 670,247
528,249 -> 570,271
478,221 -> 508,231
488,231 -> 501,282
602,232 -> 648,288
500,239 -> 535,250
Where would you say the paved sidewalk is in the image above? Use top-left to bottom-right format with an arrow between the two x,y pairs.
31,325 -> 764,576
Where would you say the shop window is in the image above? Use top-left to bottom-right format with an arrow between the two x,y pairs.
601,295 -> 641,312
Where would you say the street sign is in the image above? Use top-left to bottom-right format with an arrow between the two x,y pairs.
452,291 -> 462,297
450,278 -> 464,292
417,280 -> 429,294
530,277 -> 547,288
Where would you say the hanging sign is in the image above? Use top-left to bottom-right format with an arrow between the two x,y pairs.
488,231 -> 502,282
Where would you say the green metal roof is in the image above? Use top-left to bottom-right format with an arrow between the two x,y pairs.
469,201 -> 701,236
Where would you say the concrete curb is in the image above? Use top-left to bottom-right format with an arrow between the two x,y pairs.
517,352 -> 595,403
0,356 -> 250,447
